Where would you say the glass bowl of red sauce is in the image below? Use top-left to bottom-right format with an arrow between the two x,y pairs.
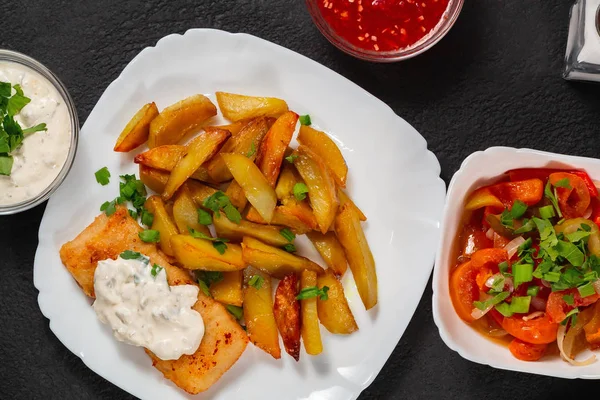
306,0 -> 464,62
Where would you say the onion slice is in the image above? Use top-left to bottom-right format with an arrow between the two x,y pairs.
557,324 -> 597,366
584,205 -> 593,219
593,279 -> 600,295
522,311 -> 545,321
504,236 -> 525,259
486,227 -> 495,240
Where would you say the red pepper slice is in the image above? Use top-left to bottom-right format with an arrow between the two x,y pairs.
548,172 -> 591,219
591,197 -> 600,229
507,168 -> 598,198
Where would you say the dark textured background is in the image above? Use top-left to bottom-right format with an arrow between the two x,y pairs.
0,0 -> 598,399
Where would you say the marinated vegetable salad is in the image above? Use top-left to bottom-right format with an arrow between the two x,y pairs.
451,168 -> 600,364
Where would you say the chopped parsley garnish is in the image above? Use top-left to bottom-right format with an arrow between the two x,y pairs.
285,154 -> 298,163
197,208 -> 213,226
189,228 -> 229,254
513,218 -> 536,234
538,205 -> 555,220
95,167 -> 111,186
100,197 -> 125,216
500,200 -> 529,228
509,296 -> 531,314
296,286 -> 329,300
473,291 -> 510,311
527,285 -> 540,296
554,178 -> 572,189
198,280 -> 211,297
0,82 -> 47,176
196,271 -> 224,297
203,191 -> 241,224
563,294 -> 575,306
141,208 -> 154,227
513,263 -> 533,288
226,305 -> 244,320
139,229 -> 160,243
280,228 -> 295,242
562,307 -> 579,326
248,275 -> 264,290
100,174 -> 148,218
120,250 -> 143,260
299,114 -> 312,126
544,180 -> 563,218
578,281 -> 596,298
293,183 -> 309,201
150,263 -> 163,277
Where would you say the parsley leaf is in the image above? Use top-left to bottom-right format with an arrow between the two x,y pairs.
0,82 -> 10,97
566,230 -> 591,244
554,178 -> 572,189
6,85 -> 31,116
22,123 -> 47,135
511,200 -> 528,219
139,229 -> 160,243
246,141 -> 256,158
189,228 -> 229,254
248,275 -> 264,290
473,291 -> 510,311
285,154 -> 298,163
0,154 -> 13,176
119,250 -> 149,263
196,271 -> 224,297
198,280 -> 211,297
544,181 -> 563,218
151,263 -> 163,277
197,208 -> 213,225
555,240 -> 585,267
297,286 -> 329,300
293,183 -> 309,201
203,191 -> 241,224
563,294 -> 575,306
95,167 -> 111,186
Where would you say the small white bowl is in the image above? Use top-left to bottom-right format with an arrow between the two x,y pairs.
433,146 -> 600,379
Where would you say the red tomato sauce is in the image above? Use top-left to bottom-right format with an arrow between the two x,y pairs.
317,0 -> 451,52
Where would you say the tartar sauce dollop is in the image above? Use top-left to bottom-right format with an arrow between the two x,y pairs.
0,62 -> 71,205
92,256 -> 204,360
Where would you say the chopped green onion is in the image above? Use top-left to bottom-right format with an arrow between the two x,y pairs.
280,228 -> 295,242
578,282 -> 597,298
296,286 -> 329,300
139,229 -> 160,243
285,154 -> 298,163
150,263 -> 163,277
299,114 -> 312,126
95,167 -> 111,186
526,286 -> 540,296
514,219 -> 536,234
283,243 -> 297,253
511,200 -> 528,219
473,291 -> 510,311
293,183 -> 309,201
226,304 -> 244,320
495,302 -> 513,317
538,205 -> 555,219
513,263 -> 533,287
509,296 -> 531,314
498,261 -> 510,275
543,271 -> 561,282
248,275 -> 264,290
563,294 -> 575,306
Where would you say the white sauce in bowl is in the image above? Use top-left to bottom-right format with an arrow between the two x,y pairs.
92,256 -> 204,360
0,62 -> 71,205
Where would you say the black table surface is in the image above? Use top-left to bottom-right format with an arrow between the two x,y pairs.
1,0 -> 598,399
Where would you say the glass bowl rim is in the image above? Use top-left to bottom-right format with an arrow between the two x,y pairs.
0,49 -> 80,215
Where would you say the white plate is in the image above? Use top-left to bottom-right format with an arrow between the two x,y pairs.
433,146 -> 600,379
34,29 -> 445,399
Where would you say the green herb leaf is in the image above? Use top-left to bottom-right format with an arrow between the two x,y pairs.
498,261 -> 510,276
495,302 -> 513,317
538,205 -> 555,220
0,82 -> 10,97
544,181 -> 563,218
128,209 -> 138,219
527,285 -> 540,296
196,271 -> 224,287
280,228 -> 295,242
119,250 -> 148,263
293,183 -> 309,201
299,114 -> 312,126
248,275 -> 264,290
282,243 -> 297,253
95,167 -> 111,186
543,271 -> 561,282
511,200 -> 528,219
100,198 -> 118,216
509,296 -> 531,314
141,208 -> 154,226
189,228 -> 229,254
513,264 -> 533,287
151,263 -> 163,277
513,218 -> 536,234
226,304 -> 244,320
198,279 -> 211,297
223,203 -> 242,224
6,86 -> 31,116
213,241 -> 227,255
246,141 -> 256,158
566,230 -> 591,244
22,123 -> 47,135
197,208 -> 213,225
203,191 -> 241,224
285,154 -> 298,163
578,282 -> 596,298
473,291 -> 510,311
561,307 -> 579,325
0,154 -> 13,176
554,178 -> 572,189
500,209 -> 514,228
563,294 -> 575,306
296,286 -> 330,300
555,240 -> 585,267
139,229 -> 160,243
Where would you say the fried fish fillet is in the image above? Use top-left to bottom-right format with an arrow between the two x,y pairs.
59,206 -> 248,394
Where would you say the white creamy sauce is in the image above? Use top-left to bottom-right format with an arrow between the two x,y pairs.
0,62 -> 71,205
92,256 -> 204,360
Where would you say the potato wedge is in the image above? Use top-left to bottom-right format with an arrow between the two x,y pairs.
278,200 -> 318,231
187,180 -> 218,207
256,111 -> 298,187
139,165 -> 169,193
216,92 -> 288,122
298,125 -> 348,188
306,231 -> 348,276
134,145 -> 213,183
210,120 -> 249,136
221,153 -> 277,223
172,185 -> 211,237
224,181 -> 247,211
162,128 -> 231,200
275,163 -> 302,201
241,236 -> 324,279
213,211 -> 289,247
205,117 -> 270,182
317,269 -> 358,334
144,195 -> 179,256
293,146 -> 338,233
300,270 -> 323,355
210,271 -> 243,307
335,204 -> 377,310
171,234 -> 245,271
338,189 -> 367,222
274,274 -> 301,361
149,94 -> 217,148
245,205 -> 314,234
243,267 -> 281,359
114,102 -> 159,152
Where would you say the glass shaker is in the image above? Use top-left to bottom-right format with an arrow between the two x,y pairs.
564,0 -> 600,82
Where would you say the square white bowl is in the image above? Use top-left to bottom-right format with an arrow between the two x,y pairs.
433,146 -> 600,379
